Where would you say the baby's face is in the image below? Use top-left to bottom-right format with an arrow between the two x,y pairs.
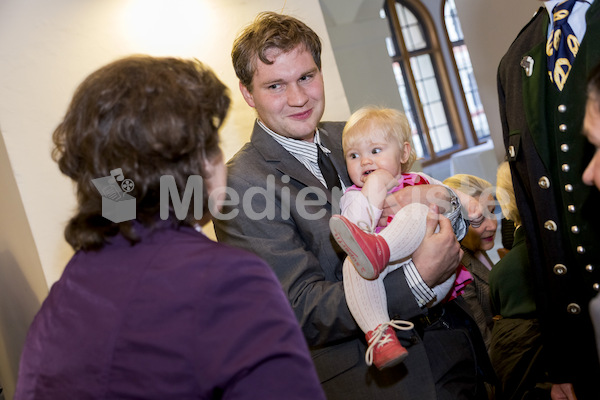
344,133 -> 405,187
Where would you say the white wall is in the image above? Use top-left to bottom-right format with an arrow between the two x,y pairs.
0,1 -> 350,397
319,0 -> 405,113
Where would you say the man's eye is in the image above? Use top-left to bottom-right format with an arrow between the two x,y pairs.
300,74 -> 313,82
268,84 -> 281,90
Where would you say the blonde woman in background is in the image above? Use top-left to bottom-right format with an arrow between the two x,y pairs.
443,174 -> 496,350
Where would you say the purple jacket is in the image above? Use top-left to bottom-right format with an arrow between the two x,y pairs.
15,222 -> 325,399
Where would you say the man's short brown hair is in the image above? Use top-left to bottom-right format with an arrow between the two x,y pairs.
232,11 -> 322,91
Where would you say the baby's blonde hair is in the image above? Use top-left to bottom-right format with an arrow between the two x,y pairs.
342,106 -> 417,173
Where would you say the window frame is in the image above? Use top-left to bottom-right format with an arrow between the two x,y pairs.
442,0 -> 490,145
384,0 -> 473,165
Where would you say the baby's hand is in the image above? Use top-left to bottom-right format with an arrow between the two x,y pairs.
362,169 -> 397,190
361,169 -> 399,210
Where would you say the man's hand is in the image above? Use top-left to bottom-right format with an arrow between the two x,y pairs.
551,383 -> 577,400
412,204 -> 463,287
379,185 -> 452,227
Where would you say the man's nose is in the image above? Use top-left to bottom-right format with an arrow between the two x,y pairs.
287,84 -> 308,106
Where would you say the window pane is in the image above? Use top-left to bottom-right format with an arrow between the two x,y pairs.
392,62 -> 428,159
430,125 -> 454,153
430,103 -> 447,128
385,36 -> 396,57
444,0 -> 463,43
445,1 -> 490,140
423,79 -> 440,102
410,54 -> 456,153
452,44 -> 490,139
407,26 -> 426,50
395,3 -> 427,52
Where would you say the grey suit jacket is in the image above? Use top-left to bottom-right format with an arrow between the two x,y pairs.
214,121 -> 490,399
460,247 -> 494,350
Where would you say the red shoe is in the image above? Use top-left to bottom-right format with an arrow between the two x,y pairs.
329,214 -> 390,279
365,324 -> 409,370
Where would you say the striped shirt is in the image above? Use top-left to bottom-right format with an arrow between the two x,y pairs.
258,120 -> 343,190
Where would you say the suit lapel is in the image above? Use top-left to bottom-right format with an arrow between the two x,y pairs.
522,11 -> 550,163
460,247 -> 490,282
249,121 -> 338,205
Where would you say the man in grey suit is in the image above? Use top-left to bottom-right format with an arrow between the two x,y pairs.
214,11 -> 492,399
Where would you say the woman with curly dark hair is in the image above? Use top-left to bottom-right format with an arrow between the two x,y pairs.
14,55 -> 325,400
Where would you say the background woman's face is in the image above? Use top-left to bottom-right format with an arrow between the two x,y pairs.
461,194 -> 498,252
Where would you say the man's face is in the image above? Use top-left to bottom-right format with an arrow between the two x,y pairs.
239,45 -> 325,142
582,98 -> 600,190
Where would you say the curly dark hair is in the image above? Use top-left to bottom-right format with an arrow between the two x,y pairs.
52,55 -> 230,251
232,11 -> 322,91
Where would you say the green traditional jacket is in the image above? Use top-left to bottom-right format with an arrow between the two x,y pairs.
497,1 -> 600,393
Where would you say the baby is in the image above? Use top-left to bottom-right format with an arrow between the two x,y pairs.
330,106 -> 473,370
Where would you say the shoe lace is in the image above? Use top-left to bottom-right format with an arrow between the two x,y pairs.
355,195 -> 378,234
365,319 -> 414,366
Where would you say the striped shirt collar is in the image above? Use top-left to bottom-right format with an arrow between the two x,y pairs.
257,119 -> 331,163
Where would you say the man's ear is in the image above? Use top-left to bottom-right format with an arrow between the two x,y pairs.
239,81 -> 255,108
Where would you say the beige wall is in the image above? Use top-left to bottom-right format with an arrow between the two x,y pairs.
0,132 -> 48,400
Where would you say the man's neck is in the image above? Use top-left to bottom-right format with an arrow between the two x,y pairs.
257,119 -> 317,143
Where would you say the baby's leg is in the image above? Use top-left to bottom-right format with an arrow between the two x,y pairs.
343,259 -> 412,369
343,258 -> 390,333
379,203 -> 429,263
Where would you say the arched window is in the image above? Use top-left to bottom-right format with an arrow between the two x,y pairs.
444,0 -> 490,141
384,0 -> 489,164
